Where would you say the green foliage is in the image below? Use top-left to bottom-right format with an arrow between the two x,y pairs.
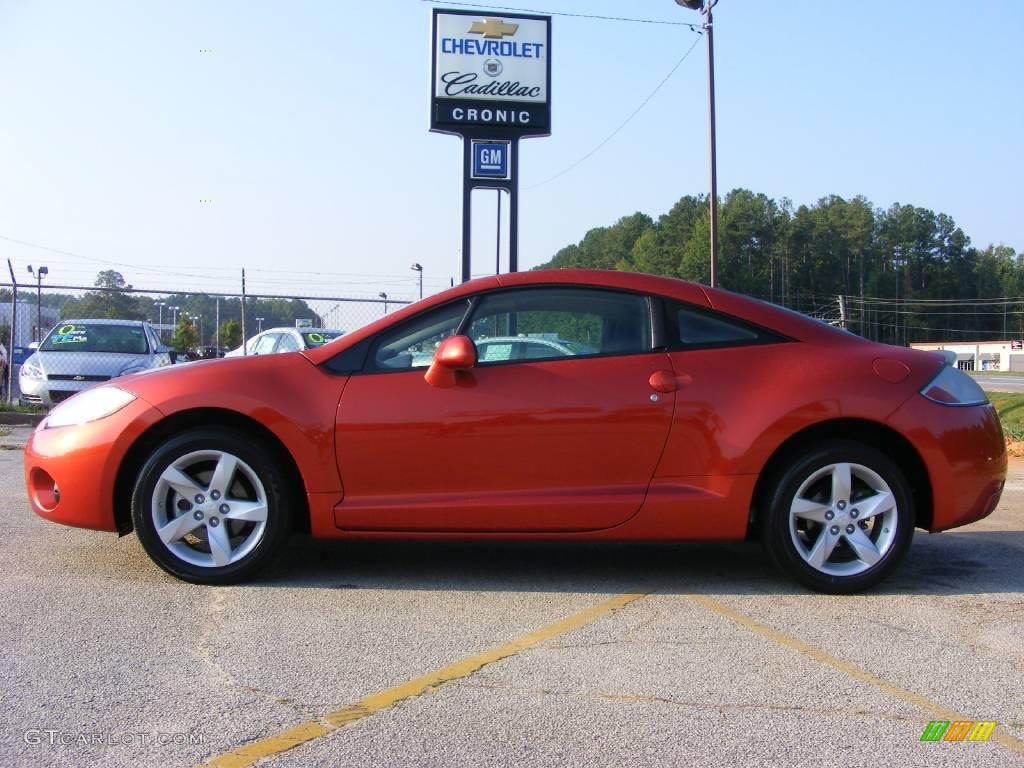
536,189 -> 1024,345
63,271 -> 145,321
219,319 -> 242,349
170,316 -> 199,352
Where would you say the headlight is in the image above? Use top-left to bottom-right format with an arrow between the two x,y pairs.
44,387 -> 137,429
20,354 -> 44,380
921,365 -> 988,406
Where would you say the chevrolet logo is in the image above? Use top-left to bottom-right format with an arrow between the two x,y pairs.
468,18 -> 519,39
73,375 -> 85,381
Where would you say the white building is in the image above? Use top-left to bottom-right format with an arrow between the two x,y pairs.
910,340 -> 1023,372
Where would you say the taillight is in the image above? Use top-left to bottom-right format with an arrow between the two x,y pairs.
920,365 -> 988,406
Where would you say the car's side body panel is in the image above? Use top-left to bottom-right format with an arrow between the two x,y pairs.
333,352 -> 677,532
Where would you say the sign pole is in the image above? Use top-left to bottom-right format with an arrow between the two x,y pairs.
429,8 -> 551,283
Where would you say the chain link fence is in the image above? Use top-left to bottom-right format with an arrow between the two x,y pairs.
1,280 -> 410,408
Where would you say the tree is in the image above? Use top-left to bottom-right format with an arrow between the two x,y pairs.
219,319 -> 242,350
170,316 -> 199,353
65,271 -> 145,321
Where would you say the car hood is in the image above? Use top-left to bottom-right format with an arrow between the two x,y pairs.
33,351 -> 154,377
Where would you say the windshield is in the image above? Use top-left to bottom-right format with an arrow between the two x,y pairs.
301,331 -> 343,348
41,323 -> 149,354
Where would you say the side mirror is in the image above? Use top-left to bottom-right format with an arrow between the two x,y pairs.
168,351 -> 179,364
424,335 -> 476,388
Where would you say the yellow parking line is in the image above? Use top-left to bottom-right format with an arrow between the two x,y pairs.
201,591 -> 648,768
688,594 -> 1024,755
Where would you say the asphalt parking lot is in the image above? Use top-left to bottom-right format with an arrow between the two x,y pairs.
1,424 -> 1021,768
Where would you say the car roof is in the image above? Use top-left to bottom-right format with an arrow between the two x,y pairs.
56,318 -> 151,326
303,269 -> 858,365
260,327 -> 345,335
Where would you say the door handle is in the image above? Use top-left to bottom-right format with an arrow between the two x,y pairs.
648,370 -> 678,393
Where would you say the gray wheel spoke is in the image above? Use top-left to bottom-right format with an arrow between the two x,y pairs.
791,498 -> 831,523
224,499 -> 268,523
806,527 -> 840,569
830,463 -> 852,505
157,513 -> 203,545
207,523 -> 233,567
853,491 -> 895,521
845,527 -> 882,566
209,454 -> 239,497
163,467 -> 204,500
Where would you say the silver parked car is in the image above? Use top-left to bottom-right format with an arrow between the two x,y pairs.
19,319 -> 172,407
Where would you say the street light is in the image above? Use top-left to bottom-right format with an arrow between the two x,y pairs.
410,263 -> 423,300
675,0 -> 719,288
156,301 -> 166,339
255,316 -> 265,333
170,305 -> 180,328
26,265 -> 49,342
378,292 -> 389,314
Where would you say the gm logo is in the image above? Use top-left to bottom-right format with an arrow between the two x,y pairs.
471,141 -> 510,180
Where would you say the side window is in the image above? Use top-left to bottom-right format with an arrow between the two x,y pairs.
252,334 -> 280,355
369,300 -> 470,371
276,333 -> 301,353
667,301 -> 776,349
467,288 -> 649,365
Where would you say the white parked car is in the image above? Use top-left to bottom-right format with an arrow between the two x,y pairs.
225,327 -> 345,357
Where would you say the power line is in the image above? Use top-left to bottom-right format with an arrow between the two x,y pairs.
525,33 -> 702,190
419,0 -> 701,29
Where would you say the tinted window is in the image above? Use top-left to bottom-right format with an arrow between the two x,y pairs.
467,288 -> 648,365
370,300 -> 470,370
667,301 -> 778,349
41,323 -> 149,354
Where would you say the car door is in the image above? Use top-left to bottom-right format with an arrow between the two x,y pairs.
334,287 -> 677,532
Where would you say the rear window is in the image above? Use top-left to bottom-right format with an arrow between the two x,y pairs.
665,302 -> 784,350
41,323 -> 149,354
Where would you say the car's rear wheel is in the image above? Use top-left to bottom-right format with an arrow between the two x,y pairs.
131,428 -> 292,584
761,440 -> 914,593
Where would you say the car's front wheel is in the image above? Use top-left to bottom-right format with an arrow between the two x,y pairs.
761,440 -> 914,593
131,428 -> 292,584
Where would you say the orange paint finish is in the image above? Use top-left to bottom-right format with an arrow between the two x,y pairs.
24,396 -> 164,531
886,395 -> 1007,531
334,352 -> 676,532
119,354 -> 348,495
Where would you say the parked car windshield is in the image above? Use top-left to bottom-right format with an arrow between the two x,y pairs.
301,331 -> 343,348
40,323 -> 150,354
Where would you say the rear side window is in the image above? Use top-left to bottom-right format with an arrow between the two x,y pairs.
665,301 -> 784,350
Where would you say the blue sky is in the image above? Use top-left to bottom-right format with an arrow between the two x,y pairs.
1,0 -> 1021,301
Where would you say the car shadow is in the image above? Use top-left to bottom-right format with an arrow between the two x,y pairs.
259,528 -> 1024,596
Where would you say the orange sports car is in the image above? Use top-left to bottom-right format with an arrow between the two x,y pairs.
23,270 -> 1006,592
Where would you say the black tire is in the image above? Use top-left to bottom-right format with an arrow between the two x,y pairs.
131,428 -> 292,584
761,440 -> 915,594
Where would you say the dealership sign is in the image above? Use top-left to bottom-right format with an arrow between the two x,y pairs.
431,9 -> 551,135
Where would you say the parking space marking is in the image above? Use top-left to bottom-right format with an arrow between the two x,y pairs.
201,591 -> 649,768
689,594 -> 1024,755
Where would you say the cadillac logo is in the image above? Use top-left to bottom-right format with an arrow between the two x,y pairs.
483,58 -> 503,77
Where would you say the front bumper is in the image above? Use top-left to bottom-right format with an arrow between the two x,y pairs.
888,396 -> 1007,531
24,397 -> 164,531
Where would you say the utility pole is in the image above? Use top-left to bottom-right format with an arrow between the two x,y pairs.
675,0 -> 719,287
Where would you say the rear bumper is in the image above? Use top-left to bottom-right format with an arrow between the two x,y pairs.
24,398 -> 164,531
888,396 -> 1007,531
